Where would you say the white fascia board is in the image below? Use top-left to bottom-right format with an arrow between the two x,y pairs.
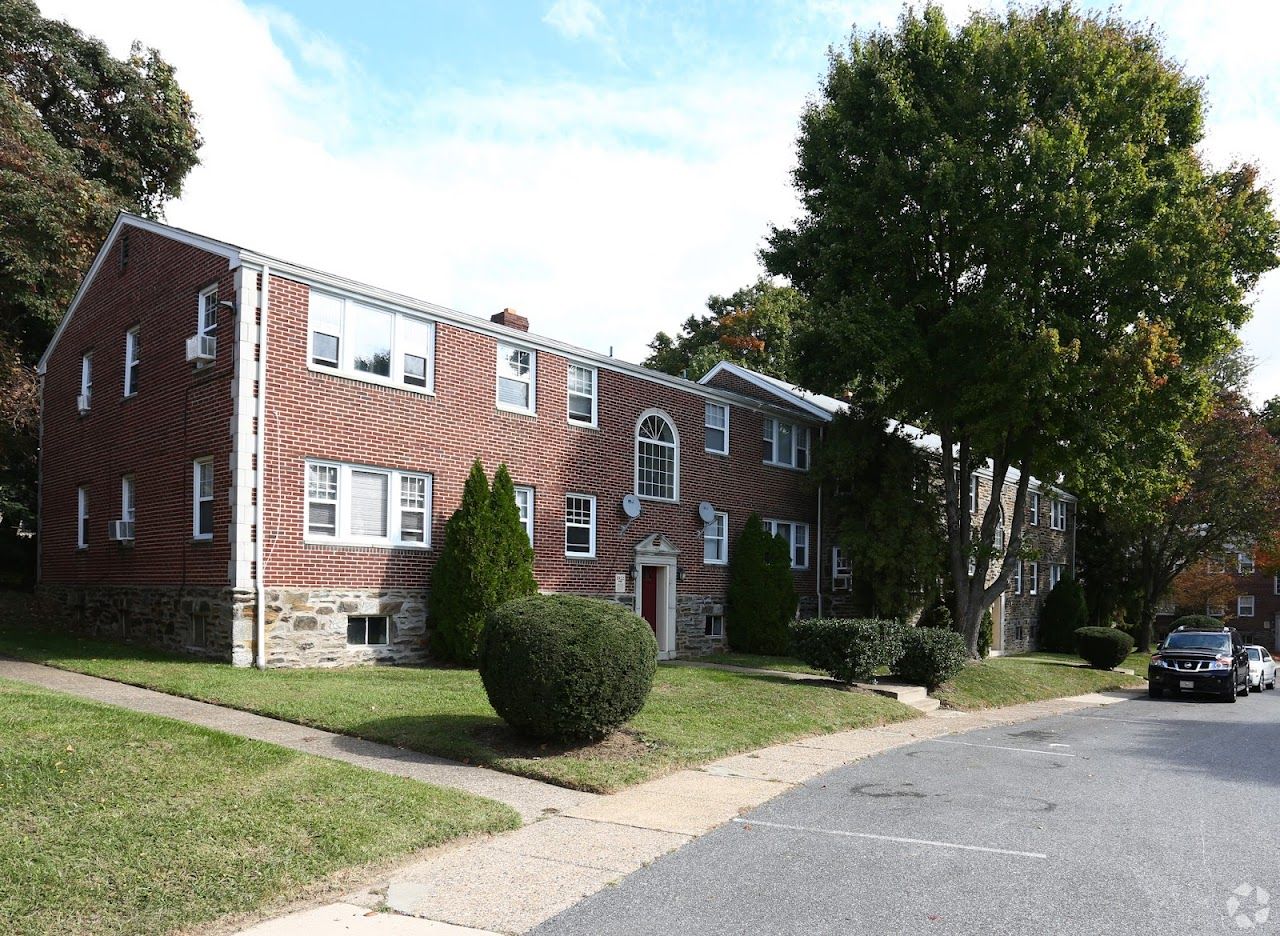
237,250 -> 820,426
700,361 -> 835,422
36,212 -> 240,375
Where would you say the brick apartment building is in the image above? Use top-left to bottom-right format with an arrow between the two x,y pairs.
36,213 -> 1075,666
1157,551 -> 1280,650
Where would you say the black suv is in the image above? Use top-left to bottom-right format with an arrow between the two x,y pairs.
1148,624 -> 1250,701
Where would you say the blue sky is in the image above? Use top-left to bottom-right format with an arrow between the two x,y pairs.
39,0 -> 1280,399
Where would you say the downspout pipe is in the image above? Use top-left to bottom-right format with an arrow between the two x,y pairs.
254,264 -> 271,669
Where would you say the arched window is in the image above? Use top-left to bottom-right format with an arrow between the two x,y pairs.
636,410 -> 679,501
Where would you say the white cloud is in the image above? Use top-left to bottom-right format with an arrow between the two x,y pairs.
542,0 -> 621,63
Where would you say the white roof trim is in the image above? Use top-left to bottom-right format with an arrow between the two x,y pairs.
36,212 -> 240,375
700,360 -> 835,421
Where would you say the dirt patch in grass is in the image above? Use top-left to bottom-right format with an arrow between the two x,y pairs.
470,725 -> 655,761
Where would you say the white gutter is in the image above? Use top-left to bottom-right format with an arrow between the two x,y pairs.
254,264 -> 271,669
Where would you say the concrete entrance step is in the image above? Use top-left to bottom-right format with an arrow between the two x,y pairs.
851,680 -> 939,713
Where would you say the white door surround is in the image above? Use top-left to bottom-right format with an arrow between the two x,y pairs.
635,533 -> 678,660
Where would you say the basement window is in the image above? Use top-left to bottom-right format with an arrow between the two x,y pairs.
704,614 -> 724,638
347,615 -> 388,646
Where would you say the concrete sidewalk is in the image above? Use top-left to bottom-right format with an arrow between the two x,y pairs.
0,657 -> 1141,935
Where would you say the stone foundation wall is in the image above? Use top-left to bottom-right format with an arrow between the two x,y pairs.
675,594 -> 727,656
37,583 -> 236,660
1000,617 -> 1038,654
255,587 -> 429,668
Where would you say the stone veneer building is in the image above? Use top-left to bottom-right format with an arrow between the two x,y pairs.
37,214 -> 1074,666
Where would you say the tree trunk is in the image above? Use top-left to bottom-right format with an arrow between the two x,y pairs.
1136,596 -> 1155,654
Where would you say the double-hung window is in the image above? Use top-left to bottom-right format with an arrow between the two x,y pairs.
1026,561 -> 1039,596
308,290 -> 436,391
1273,574 -> 1279,596
198,284 -> 218,347
305,461 -> 431,548
193,458 -> 214,540
969,475 -> 979,515
79,353 -> 92,412
514,486 -> 534,544
1013,562 -> 1023,595
703,511 -> 728,565
567,363 -> 596,426
119,475 -> 135,540
1049,562 -> 1065,590
1026,491 -> 1040,526
124,327 -> 140,396
636,411 -> 678,501
762,418 -> 809,470
496,343 -> 535,413
704,402 -> 728,454
1050,499 -> 1068,531
565,494 -> 596,558
765,519 -> 809,569
1238,552 -> 1255,575
77,487 -> 88,549
1238,595 -> 1256,617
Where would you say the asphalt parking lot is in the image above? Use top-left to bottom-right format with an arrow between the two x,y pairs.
535,687 -> 1280,936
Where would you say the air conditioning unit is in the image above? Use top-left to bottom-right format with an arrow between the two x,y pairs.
832,573 -> 853,592
107,520 -> 135,542
76,394 -> 90,413
185,334 -> 216,363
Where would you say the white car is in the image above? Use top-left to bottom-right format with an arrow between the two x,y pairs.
1247,646 -> 1277,692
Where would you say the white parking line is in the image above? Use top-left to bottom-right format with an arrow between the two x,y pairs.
927,738 -> 1077,757
731,818 -> 1048,859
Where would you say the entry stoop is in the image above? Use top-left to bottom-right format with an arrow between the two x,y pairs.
853,680 -> 941,714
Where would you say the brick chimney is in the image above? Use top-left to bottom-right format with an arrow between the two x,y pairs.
490,307 -> 529,332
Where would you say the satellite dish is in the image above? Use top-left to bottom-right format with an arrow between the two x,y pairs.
622,493 -> 642,519
697,501 -> 717,525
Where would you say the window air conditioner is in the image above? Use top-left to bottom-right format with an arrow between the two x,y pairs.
185,334 -> 216,363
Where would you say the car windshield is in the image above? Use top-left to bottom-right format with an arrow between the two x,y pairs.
1248,648 -> 1262,661
1163,633 -> 1230,653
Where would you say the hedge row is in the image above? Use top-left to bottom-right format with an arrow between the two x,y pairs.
790,618 -> 967,690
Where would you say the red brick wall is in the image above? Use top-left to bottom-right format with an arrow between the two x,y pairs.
260,274 -> 820,599
40,228 -> 236,587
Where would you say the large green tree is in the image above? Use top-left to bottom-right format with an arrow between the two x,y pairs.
644,278 -> 806,381
764,4 -> 1279,655
0,0 -> 200,566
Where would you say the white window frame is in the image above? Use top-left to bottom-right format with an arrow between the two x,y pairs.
765,519 -> 810,570
762,418 -> 810,471
1238,595 -> 1256,618
703,510 -> 728,565
1238,552 -> 1255,575
307,290 -> 436,394
1027,490 -> 1040,526
514,485 -> 535,544
346,615 -> 389,646
303,460 -> 432,549
1273,574 -> 1279,596
192,458 -> 214,541
79,352 -> 92,412
566,362 -> 597,427
564,493 -> 596,559
704,402 -> 729,455
1027,561 -> 1039,596
123,327 -> 139,397
1207,602 -> 1227,617
1050,499 -> 1068,531
705,614 -> 725,638
77,486 -> 88,549
969,474 -> 979,515
496,341 -> 536,414
635,409 -> 680,502
1013,562 -> 1023,595
1049,562 -> 1065,590
198,284 -> 219,338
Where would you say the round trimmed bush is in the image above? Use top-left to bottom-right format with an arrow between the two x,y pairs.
1168,614 -> 1223,632
790,618 -> 905,684
479,594 -> 657,741
1074,626 -> 1134,670
894,626 -> 968,690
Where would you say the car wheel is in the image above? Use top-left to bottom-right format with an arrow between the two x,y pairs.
1238,673 -> 1249,697
1224,680 -> 1238,702
1251,675 -> 1262,693
1149,684 -> 1164,699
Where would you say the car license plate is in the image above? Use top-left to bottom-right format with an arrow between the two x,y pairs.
1180,680 -> 1194,689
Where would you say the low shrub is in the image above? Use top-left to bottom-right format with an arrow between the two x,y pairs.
478,594 -> 656,741
790,618 -> 905,684
1168,614 -> 1223,633
978,609 -> 993,660
1074,626 -> 1134,670
894,626 -> 968,690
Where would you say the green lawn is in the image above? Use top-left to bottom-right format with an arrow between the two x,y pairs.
688,651 -> 827,676
0,624 -> 917,793
1010,649 -> 1152,675
0,678 -> 517,936
935,655 -> 1146,710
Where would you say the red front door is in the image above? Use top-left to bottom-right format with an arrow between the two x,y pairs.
641,566 -> 659,636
